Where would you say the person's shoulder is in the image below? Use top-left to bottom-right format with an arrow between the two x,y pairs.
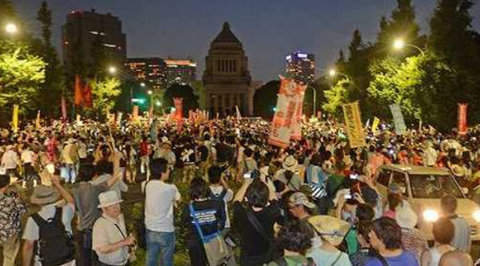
364,257 -> 382,266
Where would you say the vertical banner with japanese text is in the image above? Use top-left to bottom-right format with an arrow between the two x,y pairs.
389,104 -> 407,135
372,117 -> 380,133
12,105 -> 19,133
458,103 -> 468,135
268,77 -> 303,148
174,98 -> 183,130
342,102 -> 366,148
132,105 -> 139,121
291,83 -> 306,140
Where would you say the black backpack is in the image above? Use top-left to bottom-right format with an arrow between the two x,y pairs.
31,207 -> 75,266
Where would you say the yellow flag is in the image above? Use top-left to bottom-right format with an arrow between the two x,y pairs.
36,110 -> 41,129
372,117 -> 380,133
12,105 -> 19,133
342,102 -> 366,148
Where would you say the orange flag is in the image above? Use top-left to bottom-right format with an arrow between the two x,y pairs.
74,75 -> 84,106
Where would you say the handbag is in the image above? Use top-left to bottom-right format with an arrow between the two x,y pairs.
189,203 -> 234,266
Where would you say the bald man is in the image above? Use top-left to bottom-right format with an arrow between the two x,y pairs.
439,250 -> 473,266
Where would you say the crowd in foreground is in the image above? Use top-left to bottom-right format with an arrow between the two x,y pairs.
2,116 -> 480,266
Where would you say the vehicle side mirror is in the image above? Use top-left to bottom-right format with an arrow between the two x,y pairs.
462,187 -> 469,195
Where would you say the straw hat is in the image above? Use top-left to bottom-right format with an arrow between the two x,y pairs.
308,215 -> 350,246
282,156 -> 298,171
289,192 -> 316,209
97,191 -> 123,208
451,165 -> 465,178
30,185 -> 60,205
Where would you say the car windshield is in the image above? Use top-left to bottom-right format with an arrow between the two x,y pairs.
409,174 -> 464,198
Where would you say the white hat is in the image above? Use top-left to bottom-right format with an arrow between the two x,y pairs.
395,205 -> 418,229
97,191 -> 123,208
282,156 -> 298,171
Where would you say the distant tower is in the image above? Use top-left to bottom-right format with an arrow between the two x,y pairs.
203,22 -> 253,116
285,51 -> 315,84
62,9 -> 127,72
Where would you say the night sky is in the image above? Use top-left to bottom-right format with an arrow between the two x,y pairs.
15,0 -> 480,82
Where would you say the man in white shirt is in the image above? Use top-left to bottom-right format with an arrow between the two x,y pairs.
93,191 -> 134,266
22,173 -> 76,266
142,158 -> 180,266
1,145 -> 19,178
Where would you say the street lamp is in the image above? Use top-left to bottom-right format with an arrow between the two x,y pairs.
328,68 -> 350,81
140,82 -> 146,87
5,23 -> 18,35
107,66 -> 117,74
393,38 -> 425,56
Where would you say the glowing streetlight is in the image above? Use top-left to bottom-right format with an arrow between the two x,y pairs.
147,90 -> 153,95
393,39 -> 405,50
156,101 -> 162,107
393,38 -> 425,56
107,66 -> 117,74
140,82 -> 146,87
5,23 -> 18,34
329,69 -> 337,77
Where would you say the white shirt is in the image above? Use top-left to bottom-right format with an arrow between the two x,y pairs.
142,180 -> 180,232
209,185 -> 233,228
21,150 -> 35,164
22,203 -> 76,266
93,214 -> 129,266
1,150 -> 19,169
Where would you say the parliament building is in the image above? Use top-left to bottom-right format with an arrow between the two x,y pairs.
203,22 -> 255,116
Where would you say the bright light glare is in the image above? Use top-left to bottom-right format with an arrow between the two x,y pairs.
5,23 -> 18,34
423,209 -> 439,222
147,90 -> 153,95
156,101 -> 162,107
473,210 -> 480,222
329,69 -> 337,77
393,39 -> 405,50
140,82 -> 146,87
108,66 -> 117,74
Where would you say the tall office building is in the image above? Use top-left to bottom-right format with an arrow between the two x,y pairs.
125,58 -> 167,90
285,51 -> 315,84
62,9 -> 127,71
164,59 -> 197,86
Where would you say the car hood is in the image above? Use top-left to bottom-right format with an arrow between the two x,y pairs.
411,198 -> 480,219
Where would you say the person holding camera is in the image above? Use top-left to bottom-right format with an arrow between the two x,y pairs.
232,171 -> 281,266
93,191 -> 136,266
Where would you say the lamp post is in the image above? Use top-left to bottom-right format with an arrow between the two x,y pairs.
5,23 -> 18,35
329,68 -> 350,82
393,39 -> 425,57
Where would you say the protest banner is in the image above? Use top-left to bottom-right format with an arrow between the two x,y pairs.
458,103 -> 468,135
132,105 -> 139,121
12,105 -> 19,133
36,110 -> 41,129
291,82 -> 306,140
389,104 -> 407,135
372,117 -> 380,133
268,77 -> 303,148
342,101 -> 366,148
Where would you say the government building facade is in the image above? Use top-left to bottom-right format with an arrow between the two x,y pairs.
203,22 -> 255,116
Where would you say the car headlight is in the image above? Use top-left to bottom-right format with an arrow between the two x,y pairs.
473,210 -> 480,222
423,209 -> 439,222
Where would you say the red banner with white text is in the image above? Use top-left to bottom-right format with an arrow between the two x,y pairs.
458,103 -> 468,135
268,77 -> 305,148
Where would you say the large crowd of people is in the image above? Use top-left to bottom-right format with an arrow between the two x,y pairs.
1,116 -> 480,266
